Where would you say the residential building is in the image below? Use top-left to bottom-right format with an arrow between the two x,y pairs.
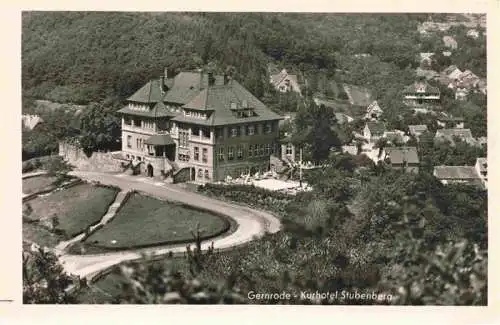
475,157 -> 487,188
384,147 -> 420,173
419,52 -> 435,68
408,125 -> 428,139
443,36 -> 458,50
434,128 -> 475,146
455,87 -> 469,101
270,69 -> 302,95
118,68 -> 283,183
22,114 -> 44,131
403,81 -> 440,107
436,114 -> 465,129
363,121 -> 386,143
364,100 -> 383,120
433,166 -> 482,186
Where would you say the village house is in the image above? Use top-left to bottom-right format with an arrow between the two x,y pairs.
408,125 -> 428,139
364,100 -> 383,121
118,68 -> 283,183
433,165 -> 482,186
434,128 -> 475,146
384,147 -> 420,173
442,36 -> 458,50
402,81 -> 441,107
436,113 -> 465,129
363,121 -> 386,144
269,68 -> 302,95
22,114 -> 44,131
419,52 -> 435,69
475,157 -> 487,188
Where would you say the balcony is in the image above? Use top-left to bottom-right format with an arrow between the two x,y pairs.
122,123 -> 156,135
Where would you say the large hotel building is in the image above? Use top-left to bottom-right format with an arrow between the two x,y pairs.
117,69 -> 283,183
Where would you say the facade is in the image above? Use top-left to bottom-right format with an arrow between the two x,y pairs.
364,100 -> 383,120
384,147 -> 420,173
270,69 -> 302,95
118,69 -> 283,183
403,81 -> 440,107
475,157 -> 487,188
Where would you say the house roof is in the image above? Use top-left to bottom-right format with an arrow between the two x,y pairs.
408,125 -> 428,135
443,35 -> 458,46
127,79 -> 164,103
162,72 -> 224,105
144,134 -> 176,146
419,52 -> 435,61
342,84 -> 373,107
436,112 -> 464,122
335,112 -> 353,124
434,166 -> 479,179
366,121 -> 386,136
386,147 -> 419,165
172,79 -> 283,126
403,81 -> 440,95
435,128 -> 473,139
366,100 -> 383,114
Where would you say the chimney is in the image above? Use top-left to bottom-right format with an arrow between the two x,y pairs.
208,71 -> 215,86
160,75 -> 165,94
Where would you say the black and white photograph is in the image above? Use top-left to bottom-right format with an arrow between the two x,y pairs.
19,10 -> 489,306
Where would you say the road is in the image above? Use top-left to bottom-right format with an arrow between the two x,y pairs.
58,171 -> 282,280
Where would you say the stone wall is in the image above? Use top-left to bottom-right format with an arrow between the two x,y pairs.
58,142 -> 127,173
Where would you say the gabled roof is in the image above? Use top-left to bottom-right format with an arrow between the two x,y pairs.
435,128 -> 473,139
127,79 -> 164,103
386,147 -> 419,165
172,79 -> 283,126
162,72 -> 224,105
365,121 -> 386,136
403,81 -> 440,95
22,114 -> 44,130
476,157 -> 487,172
434,166 -> 479,180
366,101 -> 383,114
408,125 -> 428,135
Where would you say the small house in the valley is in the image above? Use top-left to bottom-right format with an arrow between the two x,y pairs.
403,81 -> 441,107
363,121 -> 386,143
443,35 -> 458,50
475,157 -> 487,188
364,100 -> 384,121
436,113 -> 465,129
270,69 -> 302,95
384,147 -> 420,173
408,125 -> 429,139
435,128 -> 475,146
22,114 -> 44,131
433,166 -> 482,186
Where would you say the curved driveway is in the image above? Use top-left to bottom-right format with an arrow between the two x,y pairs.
58,171 -> 282,280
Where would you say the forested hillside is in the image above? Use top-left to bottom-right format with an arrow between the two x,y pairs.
22,12 -> 427,106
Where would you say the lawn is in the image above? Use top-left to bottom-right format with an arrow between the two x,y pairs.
22,175 -> 58,194
23,222 -> 64,248
24,183 -> 119,238
81,193 -> 230,250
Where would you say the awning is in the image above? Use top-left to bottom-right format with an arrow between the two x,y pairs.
144,134 -> 176,146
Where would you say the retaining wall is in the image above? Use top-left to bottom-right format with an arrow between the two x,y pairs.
58,142 -> 126,173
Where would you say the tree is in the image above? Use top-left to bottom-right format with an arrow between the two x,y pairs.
23,247 -> 80,304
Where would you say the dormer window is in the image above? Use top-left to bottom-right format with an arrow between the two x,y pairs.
242,100 -> 248,108
231,102 -> 237,110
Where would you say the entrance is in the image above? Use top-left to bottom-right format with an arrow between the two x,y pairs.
147,164 -> 154,177
190,167 -> 196,181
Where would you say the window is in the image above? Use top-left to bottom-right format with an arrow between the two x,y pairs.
253,144 -> 259,157
201,127 -> 210,139
248,145 -> 253,157
192,126 -> 200,137
247,125 -> 255,135
286,143 -> 293,156
204,169 -> 210,180
202,148 -> 208,163
259,144 -> 265,156
124,117 -> 131,125
228,147 -> 234,160
216,128 -> 224,139
242,100 -> 248,108
194,147 -> 199,161
127,135 -> 132,148
230,127 -> 238,137
197,169 -> 203,179
178,154 -> 190,162
179,130 -> 189,148
237,145 -> 243,159
133,118 -> 141,127
264,123 -> 273,134
185,110 -> 191,116
218,147 -> 225,161
266,143 -> 271,155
